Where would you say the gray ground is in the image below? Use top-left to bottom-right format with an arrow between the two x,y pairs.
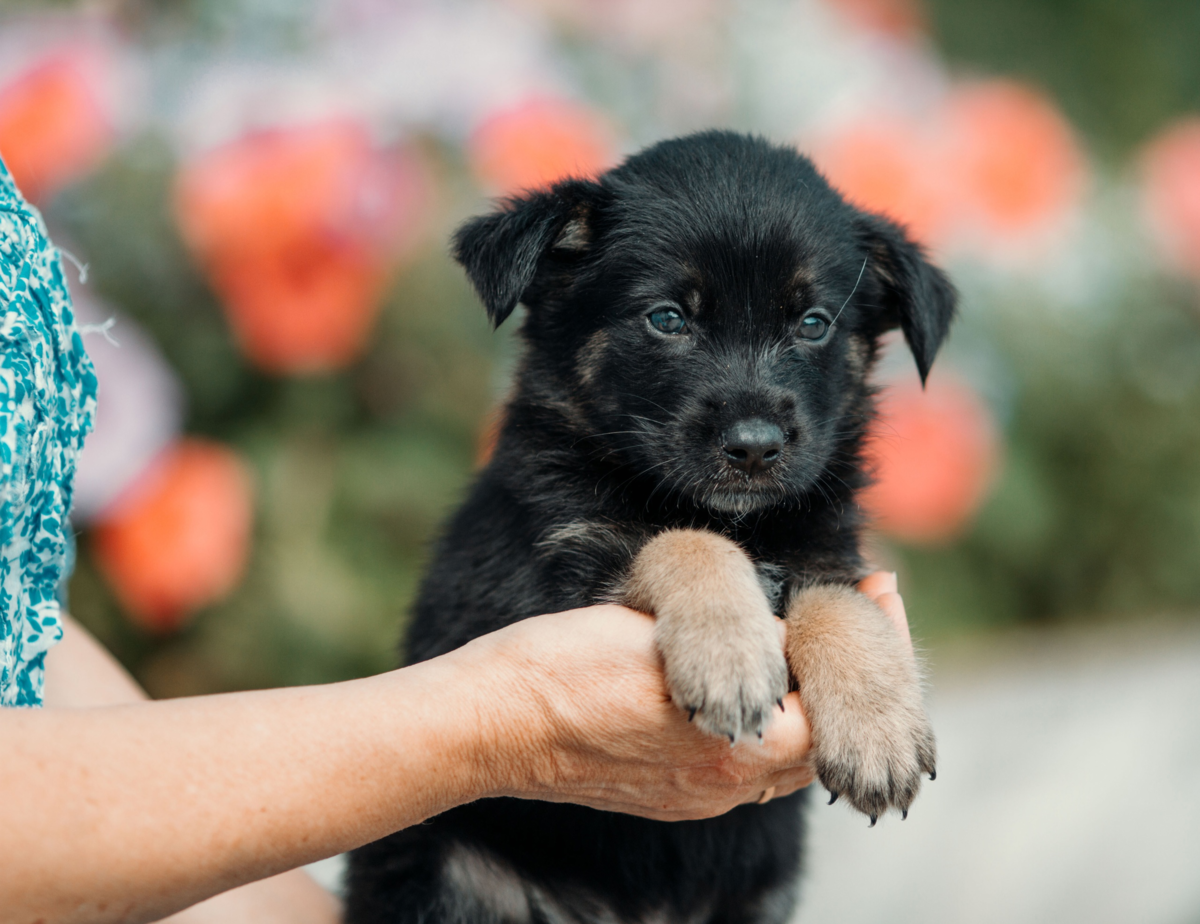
796,620 -> 1200,924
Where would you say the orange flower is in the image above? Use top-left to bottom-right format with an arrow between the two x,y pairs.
175,120 -> 429,373
468,97 -> 616,195
92,440 -> 254,634
205,243 -> 387,373
822,0 -> 927,40
810,117 -> 948,249
177,121 -> 366,260
0,46 -> 114,201
1140,118 -> 1200,277
940,81 -> 1085,242
811,81 -> 1084,254
861,374 -> 999,544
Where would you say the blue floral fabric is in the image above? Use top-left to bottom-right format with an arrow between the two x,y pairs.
0,159 -> 97,706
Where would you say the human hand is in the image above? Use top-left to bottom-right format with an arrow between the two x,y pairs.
445,605 -> 814,822
857,570 -> 913,656
437,572 -> 909,823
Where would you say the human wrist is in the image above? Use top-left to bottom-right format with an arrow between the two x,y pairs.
392,633 -> 554,808
432,623 -> 563,802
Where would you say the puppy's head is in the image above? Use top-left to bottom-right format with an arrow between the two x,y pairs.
455,132 -> 956,515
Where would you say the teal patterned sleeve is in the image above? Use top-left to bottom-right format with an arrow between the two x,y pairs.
0,158 -> 97,707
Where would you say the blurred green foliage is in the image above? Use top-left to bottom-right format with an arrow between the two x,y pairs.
900,275 -> 1200,638
925,0 -> 1200,158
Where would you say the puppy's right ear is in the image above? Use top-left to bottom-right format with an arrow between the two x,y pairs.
452,181 -> 601,327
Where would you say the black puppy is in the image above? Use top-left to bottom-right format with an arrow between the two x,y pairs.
346,131 -> 952,924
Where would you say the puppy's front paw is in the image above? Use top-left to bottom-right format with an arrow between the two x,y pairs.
625,529 -> 789,742
656,594 -> 789,742
809,687 -> 936,823
785,585 -> 936,822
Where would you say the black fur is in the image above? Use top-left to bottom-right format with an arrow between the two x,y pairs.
346,132 -> 955,924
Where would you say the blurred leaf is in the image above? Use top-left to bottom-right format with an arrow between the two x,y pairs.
924,0 -> 1200,158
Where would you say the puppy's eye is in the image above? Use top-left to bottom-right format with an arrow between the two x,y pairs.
648,305 -> 689,335
798,312 -> 831,342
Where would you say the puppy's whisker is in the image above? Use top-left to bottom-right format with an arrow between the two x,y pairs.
831,254 -> 869,329
816,411 -> 871,424
631,396 -> 675,417
585,430 -> 657,441
623,415 -> 666,429
813,473 -> 847,515
818,469 -> 856,494
608,456 -> 680,498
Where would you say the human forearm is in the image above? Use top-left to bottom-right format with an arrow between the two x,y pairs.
1,655 -> 496,924
40,616 -> 340,924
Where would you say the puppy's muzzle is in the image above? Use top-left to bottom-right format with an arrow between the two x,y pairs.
723,418 -> 784,475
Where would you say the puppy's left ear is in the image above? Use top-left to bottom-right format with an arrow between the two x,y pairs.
855,212 -> 957,384
453,180 -> 602,327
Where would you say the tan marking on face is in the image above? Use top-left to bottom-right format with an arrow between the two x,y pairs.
522,365 -> 591,431
845,333 -> 870,377
576,328 -> 611,387
834,333 -> 872,416
790,264 -> 815,291
867,240 -> 899,287
554,215 -> 590,252
541,394 -> 589,430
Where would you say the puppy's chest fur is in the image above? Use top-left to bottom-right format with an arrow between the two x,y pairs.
405,419 -> 866,665
531,490 -> 861,616
539,515 -> 797,613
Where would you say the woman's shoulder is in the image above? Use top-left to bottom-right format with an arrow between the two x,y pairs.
0,157 -> 96,707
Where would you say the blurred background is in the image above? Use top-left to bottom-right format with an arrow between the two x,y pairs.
2,0 -> 1198,919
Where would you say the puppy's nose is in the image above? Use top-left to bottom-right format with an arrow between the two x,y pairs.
723,419 -> 785,474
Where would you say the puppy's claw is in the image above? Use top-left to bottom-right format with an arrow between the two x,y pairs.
688,707 -> 697,723
868,814 -> 878,828
777,698 -> 785,712
727,733 -> 736,745
901,809 -> 908,820
929,769 -> 937,781
827,792 -> 839,806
